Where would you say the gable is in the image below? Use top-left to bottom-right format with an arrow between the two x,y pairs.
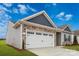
14,11 -> 57,28
27,14 -> 54,27
64,27 -> 71,32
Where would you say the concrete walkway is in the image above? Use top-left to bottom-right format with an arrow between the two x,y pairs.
28,47 -> 79,56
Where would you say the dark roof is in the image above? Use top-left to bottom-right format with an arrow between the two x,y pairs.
59,24 -> 69,29
59,24 -> 71,32
59,25 -> 67,29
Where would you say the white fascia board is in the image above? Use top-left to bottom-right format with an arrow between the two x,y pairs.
43,11 -> 57,28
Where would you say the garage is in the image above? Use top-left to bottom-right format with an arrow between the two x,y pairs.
6,11 -> 57,49
26,29 -> 54,49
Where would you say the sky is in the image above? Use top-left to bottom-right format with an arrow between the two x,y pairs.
0,3 -> 79,38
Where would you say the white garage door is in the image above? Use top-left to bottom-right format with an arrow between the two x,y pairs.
26,29 -> 54,49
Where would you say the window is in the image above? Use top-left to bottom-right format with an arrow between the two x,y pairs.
68,35 -> 71,41
36,32 -> 41,35
27,32 -> 34,34
43,33 -> 48,36
49,34 -> 53,36
64,34 -> 67,41
64,34 -> 71,41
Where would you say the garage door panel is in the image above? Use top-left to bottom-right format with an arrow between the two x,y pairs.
26,29 -> 54,49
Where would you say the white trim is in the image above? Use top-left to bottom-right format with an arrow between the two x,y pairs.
43,11 -> 57,28
20,24 -> 23,49
25,27 -> 27,49
53,32 -> 56,47
63,31 -> 73,34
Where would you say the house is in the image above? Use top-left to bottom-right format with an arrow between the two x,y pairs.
57,25 -> 74,45
73,30 -> 79,44
6,11 -> 74,49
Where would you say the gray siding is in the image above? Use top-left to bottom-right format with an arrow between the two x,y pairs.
27,14 -> 54,27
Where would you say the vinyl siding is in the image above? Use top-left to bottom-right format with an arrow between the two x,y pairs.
27,14 -> 54,27
6,21 -> 22,49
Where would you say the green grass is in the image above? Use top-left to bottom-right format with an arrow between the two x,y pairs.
64,45 -> 79,51
0,40 -> 37,56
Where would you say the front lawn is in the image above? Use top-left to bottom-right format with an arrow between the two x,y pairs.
0,40 -> 37,56
64,45 -> 79,51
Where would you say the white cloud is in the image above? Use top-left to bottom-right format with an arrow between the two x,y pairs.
3,3 -> 12,7
65,14 -> 73,21
0,10 -> 11,24
0,9 -> 5,14
17,4 -> 37,14
27,5 -> 37,12
18,4 -> 27,14
12,8 -> 19,14
56,12 -> 65,18
0,10 -> 11,38
56,12 -> 73,21
0,5 -> 11,13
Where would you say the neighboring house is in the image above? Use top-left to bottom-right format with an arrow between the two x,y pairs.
57,25 -> 74,45
6,11 -> 74,49
74,30 -> 79,44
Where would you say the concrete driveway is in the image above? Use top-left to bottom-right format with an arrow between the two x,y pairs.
28,47 -> 79,56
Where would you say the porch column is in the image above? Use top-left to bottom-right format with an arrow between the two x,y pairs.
71,34 -> 74,44
54,32 -> 56,47
77,35 -> 79,44
61,32 -> 64,45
